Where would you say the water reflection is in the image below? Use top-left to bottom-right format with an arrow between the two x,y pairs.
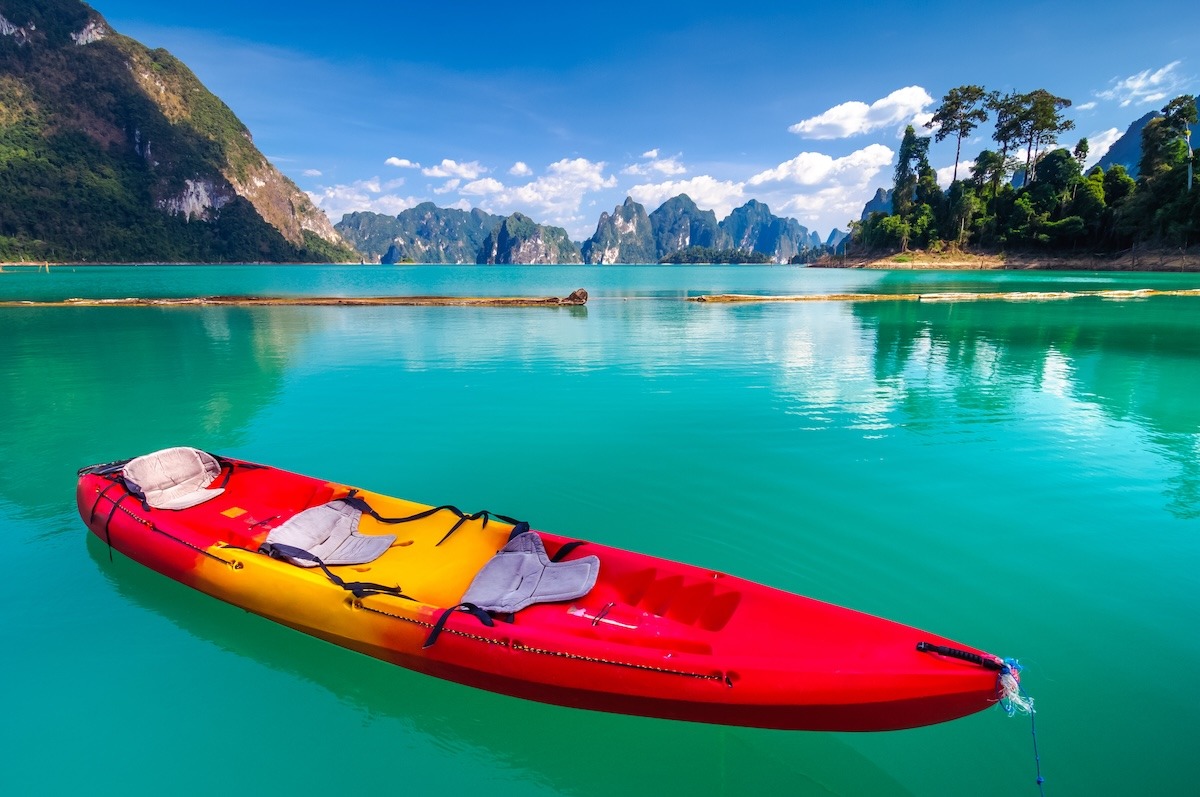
851,296 -> 1200,516
0,307 -> 297,518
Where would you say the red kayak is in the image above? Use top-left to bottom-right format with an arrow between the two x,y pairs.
77,447 -> 1024,731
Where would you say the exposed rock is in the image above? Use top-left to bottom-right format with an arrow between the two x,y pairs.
719,200 -> 811,263
860,188 -> 893,219
157,179 -> 234,221
477,213 -> 582,264
581,196 -> 656,263
648,194 -> 728,257
337,203 -> 501,263
70,20 -> 106,45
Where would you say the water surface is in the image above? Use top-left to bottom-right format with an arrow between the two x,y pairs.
3,265 -> 1198,795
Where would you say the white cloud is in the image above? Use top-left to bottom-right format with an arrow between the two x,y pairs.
1076,102 -> 1097,111
1097,61 -> 1189,108
622,150 -> 688,177
385,157 -> 420,168
628,175 -> 746,220
749,144 -> 894,188
1085,128 -> 1122,168
461,177 -> 505,195
453,159 -> 617,235
789,86 -> 934,139
306,178 -> 420,221
936,160 -> 975,187
433,179 -> 461,195
422,159 -> 486,179
302,168 -> 322,177
509,161 -> 532,176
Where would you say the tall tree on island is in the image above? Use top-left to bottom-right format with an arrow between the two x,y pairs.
926,85 -> 990,183
1021,90 -> 1074,185
892,125 -> 932,250
987,91 -> 1024,196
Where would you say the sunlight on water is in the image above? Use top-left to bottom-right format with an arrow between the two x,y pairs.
3,266 -> 1200,795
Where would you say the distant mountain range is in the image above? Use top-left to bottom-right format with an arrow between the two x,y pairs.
0,0 -> 355,263
336,195 -> 842,265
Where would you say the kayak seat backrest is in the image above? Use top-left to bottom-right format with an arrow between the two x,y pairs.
460,531 -> 599,614
261,500 -> 395,567
122,446 -> 225,510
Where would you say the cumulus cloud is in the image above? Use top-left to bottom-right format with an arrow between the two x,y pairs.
385,157 -> 420,168
306,177 -> 420,221
422,159 -> 486,179
462,177 -> 505,195
302,168 -> 322,177
628,175 -> 746,220
749,144 -> 894,187
460,158 -> 617,235
789,86 -> 934,139
623,150 -> 688,177
1097,61 -> 1189,107
1085,128 -> 1122,168
433,179 -> 461,195
1076,102 -> 1097,111
935,160 -> 976,187
509,161 -> 532,176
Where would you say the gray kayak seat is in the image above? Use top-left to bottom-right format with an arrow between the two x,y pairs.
263,500 -> 395,567
122,446 -> 225,510
461,531 -> 599,614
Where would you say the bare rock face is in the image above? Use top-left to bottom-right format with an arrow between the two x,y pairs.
581,197 -> 656,264
476,213 -> 582,264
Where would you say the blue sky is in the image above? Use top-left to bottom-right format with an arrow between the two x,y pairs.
93,0 -> 1198,240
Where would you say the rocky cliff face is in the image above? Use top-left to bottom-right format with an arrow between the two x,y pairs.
477,213 -> 582,264
718,200 -> 812,263
0,0 -> 354,262
581,196 -> 656,264
648,194 -> 728,256
860,188 -> 894,220
337,203 -> 501,263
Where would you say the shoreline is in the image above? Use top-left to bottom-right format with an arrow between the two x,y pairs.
813,247 -> 1200,272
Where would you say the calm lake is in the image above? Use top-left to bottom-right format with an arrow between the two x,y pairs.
3,264 -> 1199,795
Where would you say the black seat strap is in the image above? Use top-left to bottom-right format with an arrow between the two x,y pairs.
551,540 -> 588,562
423,603 -> 494,648
260,542 -> 413,600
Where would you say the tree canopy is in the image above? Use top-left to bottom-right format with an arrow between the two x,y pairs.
852,89 -> 1199,254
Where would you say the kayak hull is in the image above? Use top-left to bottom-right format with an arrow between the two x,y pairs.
77,454 -> 1007,732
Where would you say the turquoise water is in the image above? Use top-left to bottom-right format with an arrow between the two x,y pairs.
3,265 -> 1199,795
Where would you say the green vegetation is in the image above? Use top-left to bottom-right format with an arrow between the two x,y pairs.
0,1 -> 356,263
853,88 -> 1199,255
659,246 -> 773,264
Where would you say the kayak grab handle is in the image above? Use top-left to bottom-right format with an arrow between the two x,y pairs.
916,641 -> 1002,670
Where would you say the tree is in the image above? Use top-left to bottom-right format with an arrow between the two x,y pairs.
1022,90 -> 1075,184
926,85 -> 990,183
893,124 -> 929,222
988,91 -> 1025,196
1073,138 -> 1089,171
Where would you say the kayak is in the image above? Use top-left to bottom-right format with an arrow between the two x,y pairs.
76,447 -> 1023,732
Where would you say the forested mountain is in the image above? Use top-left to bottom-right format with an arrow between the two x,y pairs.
0,0 -> 355,263
648,194 -> 728,255
719,200 -> 813,263
338,203 -> 501,264
477,213 -> 581,264
581,197 -> 656,264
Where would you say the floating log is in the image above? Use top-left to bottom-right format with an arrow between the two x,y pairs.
690,289 -> 1200,304
0,288 -> 589,308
